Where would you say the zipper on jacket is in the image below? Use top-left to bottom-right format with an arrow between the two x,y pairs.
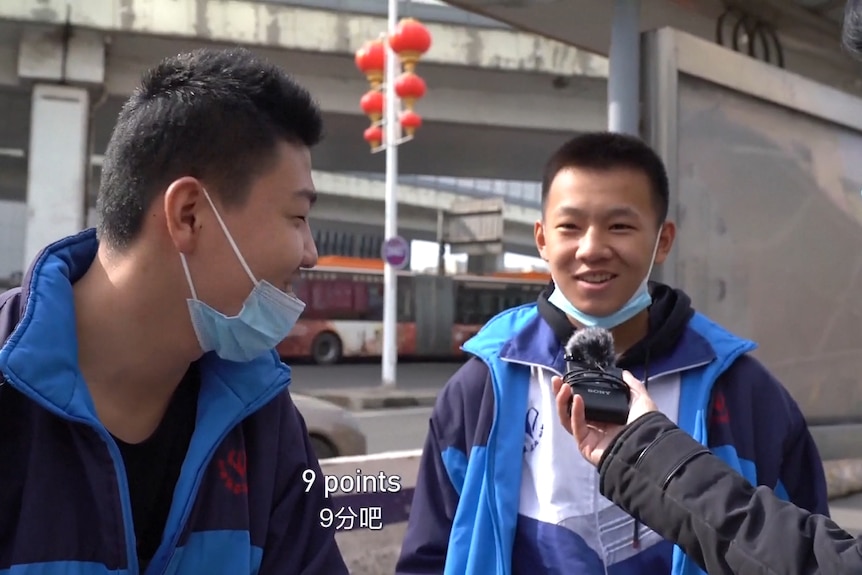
484,361 -> 511,574
485,418 -> 504,573
151,375 -> 289,575
97,429 -> 142,574
493,357 -> 562,574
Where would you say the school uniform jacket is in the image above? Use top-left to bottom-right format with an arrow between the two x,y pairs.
395,284 -> 829,575
0,229 -> 348,575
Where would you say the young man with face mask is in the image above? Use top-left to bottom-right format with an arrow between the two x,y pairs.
0,48 -> 348,574
395,132 -> 828,575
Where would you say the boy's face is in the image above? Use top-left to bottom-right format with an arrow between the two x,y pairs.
163,140 -> 319,317
534,166 -> 675,318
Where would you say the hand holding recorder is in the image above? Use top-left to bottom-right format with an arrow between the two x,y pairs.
552,327 -> 659,466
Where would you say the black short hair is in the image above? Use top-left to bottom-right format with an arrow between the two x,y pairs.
541,132 -> 670,223
97,47 -> 324,250
844,0 -> 862,60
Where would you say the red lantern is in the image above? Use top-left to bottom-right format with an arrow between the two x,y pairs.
360,90 -> 384,123
355,39 -> 386,89
399,110 -> 422,137
364,125 -> 383,149
395,72 -> 426,112
388,18 -> 432,73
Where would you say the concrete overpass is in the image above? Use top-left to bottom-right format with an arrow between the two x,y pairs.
308,170 -> 539,257
0,0 -> 604,275
0,155 -> 540,281
0,0 -> 612,180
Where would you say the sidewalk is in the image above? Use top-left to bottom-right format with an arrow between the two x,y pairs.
305,386 -> 439,411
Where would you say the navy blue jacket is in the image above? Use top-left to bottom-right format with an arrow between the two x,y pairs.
0,229 -> 349,574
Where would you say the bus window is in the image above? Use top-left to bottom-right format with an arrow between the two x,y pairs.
454,285 -> 493,325
499,284 -> 544,310
453,286 -> 477,324
296,271 -> 378,320
397,275 -> 415,322
454,281 -> 547,326
365,279 -> 384,321
308,279 -> 350,317
293,277 -> 310,303
353,280 -> 369,312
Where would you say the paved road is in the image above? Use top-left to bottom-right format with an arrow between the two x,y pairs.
289,362 -> 455,454
354,406 -> 433,454
830,491 -> 862,535
289,361 -> 463,392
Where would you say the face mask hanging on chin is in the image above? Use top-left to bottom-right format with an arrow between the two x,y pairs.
180,188 -> 307,363
547,230 -> 663,330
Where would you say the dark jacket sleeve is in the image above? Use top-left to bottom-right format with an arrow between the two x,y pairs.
711,355 -> 829,517
258,398 -> 349,574
598,411 -> 862,575
396,358 -> 489,575
394,411 -> 461,574
776,401 -> 830,516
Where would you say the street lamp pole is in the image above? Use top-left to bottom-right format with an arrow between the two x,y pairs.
355,4 -> 431,388
381,0 -> 400,388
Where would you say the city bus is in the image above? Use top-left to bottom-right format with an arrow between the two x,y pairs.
276,256 -> 550,365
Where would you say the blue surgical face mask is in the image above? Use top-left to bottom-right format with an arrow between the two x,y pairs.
179,188 -> 306,363
548,230 -> 663,330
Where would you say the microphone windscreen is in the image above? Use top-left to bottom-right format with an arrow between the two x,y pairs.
564,327 -> 616,369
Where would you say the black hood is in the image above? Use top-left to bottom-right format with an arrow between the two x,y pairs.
536,280 -> 695,370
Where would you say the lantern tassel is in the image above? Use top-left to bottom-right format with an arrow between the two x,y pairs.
366,73 -> 383,90
399,52 -> 422,74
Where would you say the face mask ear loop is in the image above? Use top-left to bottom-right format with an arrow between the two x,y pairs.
179,254 -> 199,300
200,187 -> 258,286
642,228 -> 664,285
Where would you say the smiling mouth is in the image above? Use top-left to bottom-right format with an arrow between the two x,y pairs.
575,273 -> 617,284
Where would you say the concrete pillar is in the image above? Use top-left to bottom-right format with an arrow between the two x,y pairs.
23,85 -> 90,269
466,253 -> 504,275
607,0 -> 641,135
17,27 -> 105,269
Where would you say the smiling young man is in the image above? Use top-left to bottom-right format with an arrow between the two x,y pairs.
395,132 -> 828,575
0,48 -> 348,574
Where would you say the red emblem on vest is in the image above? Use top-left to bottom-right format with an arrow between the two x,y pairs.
217,449 -> 248,495
710,392 -> 730,426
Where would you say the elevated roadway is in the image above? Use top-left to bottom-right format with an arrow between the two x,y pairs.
0,0 -> 613,179
0,0 -> 598,272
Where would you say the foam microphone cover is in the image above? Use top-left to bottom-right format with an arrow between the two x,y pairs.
564,327 -> 616,369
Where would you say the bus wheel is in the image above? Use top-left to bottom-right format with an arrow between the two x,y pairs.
312,332 -> 343,365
